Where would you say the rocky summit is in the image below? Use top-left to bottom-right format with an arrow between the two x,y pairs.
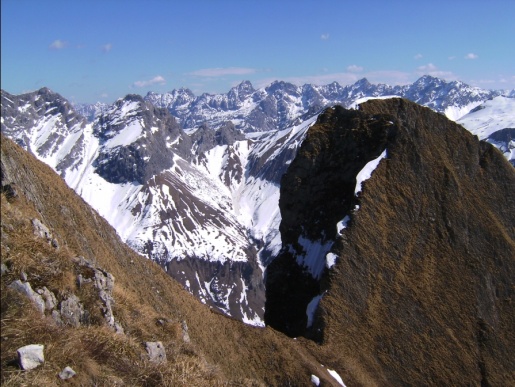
265,98 -> 515,385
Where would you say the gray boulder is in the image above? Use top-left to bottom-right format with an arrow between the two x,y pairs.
17,344 -> 44,370
9,280 -> 45,314
36,286 -> 58,311
60,294 -> 84,327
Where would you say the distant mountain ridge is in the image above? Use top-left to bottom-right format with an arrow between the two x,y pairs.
74,76 -> 512,132
142,75 -> 510,130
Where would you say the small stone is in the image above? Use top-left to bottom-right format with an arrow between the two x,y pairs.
20,271 -> 28,281
58,366 -> 76,380
17,344 -> 44,370
145,341 -> 167,364
31,218 -> 51,240
182,320 -> 191,343
0,263 -> 8,276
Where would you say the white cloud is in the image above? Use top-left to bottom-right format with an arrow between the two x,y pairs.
100,93 -> 109,99
49,39 -> 67,50
414,53 -> 423,60
416,63 -> 454,79
417,63 -> 438,72
101,43 -> 113,53
448,56 -> 456,60
188,67 -> 258,77
132,75 -> 166,88
320,33 -> 330,40
464,53 -> 478,60
347,65 -> 363,73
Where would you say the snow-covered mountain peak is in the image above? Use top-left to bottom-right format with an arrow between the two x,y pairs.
457,96 -> 515,165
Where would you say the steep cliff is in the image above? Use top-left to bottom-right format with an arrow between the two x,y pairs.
265,98 -> 515,385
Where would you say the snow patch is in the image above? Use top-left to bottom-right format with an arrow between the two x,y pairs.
327,369 -> 346,386
326,252 -> 338,269
306,294 -> 323,327
355,149 -> 387,194
336,215 -> 350,234
105,120 -> 144,148
294,237 -> 333,279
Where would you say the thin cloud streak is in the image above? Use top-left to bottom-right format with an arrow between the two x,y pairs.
347,65 -> 364,73
49,40 -> 68,50
415,63 -> 455,79
132,75 -> 166,88
188,67 -> 258,77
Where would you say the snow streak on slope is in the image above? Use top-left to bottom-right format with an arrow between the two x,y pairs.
195,114 -> 320,264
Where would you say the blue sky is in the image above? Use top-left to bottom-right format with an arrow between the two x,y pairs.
2,0 -> 514,103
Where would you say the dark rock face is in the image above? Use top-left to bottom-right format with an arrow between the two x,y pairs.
265,105 -> 397,336
265,99 -> 515,385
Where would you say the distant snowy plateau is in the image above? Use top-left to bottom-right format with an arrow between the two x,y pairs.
1,76 -> 514,324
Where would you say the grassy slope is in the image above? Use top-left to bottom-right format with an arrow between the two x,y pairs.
314,99 -> 515,385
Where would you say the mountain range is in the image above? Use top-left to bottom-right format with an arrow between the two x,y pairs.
76,75 -> 514,131
1,76 -> 514,324
2,93 -> 514,385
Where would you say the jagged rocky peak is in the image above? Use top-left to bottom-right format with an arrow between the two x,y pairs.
265,80 -> 300,97
1,87 -> 85,133
1,87 -> 87,166
228,80 -> 255,101
191,121 -> 245,155
265,98 -> 515,385
215,121 -> 245,145
94,93 -> 192,184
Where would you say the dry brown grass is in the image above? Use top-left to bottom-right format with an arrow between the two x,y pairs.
0,190 -> 228,386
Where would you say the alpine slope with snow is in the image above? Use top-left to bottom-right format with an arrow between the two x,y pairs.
0,87 -> 320,324
457,96 -> 515,165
